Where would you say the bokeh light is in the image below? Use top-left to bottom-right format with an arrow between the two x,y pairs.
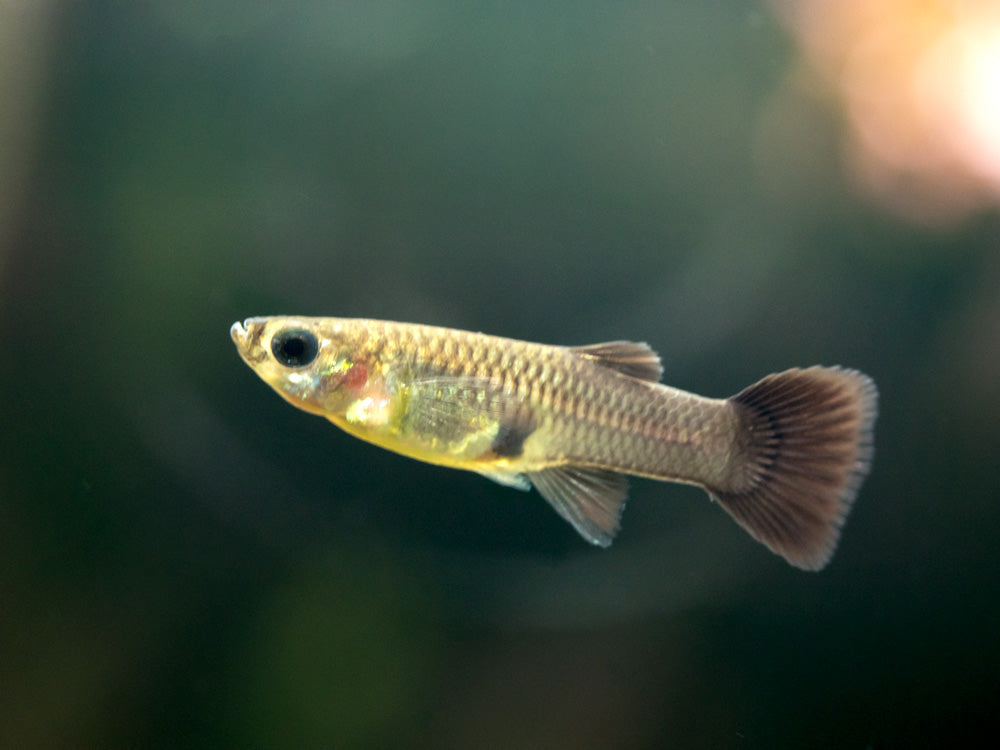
770,0 -> 1000,225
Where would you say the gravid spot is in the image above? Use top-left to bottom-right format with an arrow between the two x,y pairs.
490,422 -> 533,458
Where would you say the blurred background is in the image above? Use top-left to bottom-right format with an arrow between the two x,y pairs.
2,1 -> 998,747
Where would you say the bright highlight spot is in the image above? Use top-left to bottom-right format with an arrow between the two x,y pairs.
769,0 -> 1000,225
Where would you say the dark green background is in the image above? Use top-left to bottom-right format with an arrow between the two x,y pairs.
2,2 -> 997,747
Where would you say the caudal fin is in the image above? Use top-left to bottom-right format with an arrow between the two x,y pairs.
712,366 -> 878,571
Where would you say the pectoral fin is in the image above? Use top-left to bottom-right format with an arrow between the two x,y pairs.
400,376 -> 504,438
527,466 -> 629,546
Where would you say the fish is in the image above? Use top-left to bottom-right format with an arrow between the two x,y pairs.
230,316 -> 878,570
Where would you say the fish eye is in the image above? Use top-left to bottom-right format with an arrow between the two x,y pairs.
271,328 -> 319,368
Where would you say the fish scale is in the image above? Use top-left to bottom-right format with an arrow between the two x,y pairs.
340,320 -> 744,489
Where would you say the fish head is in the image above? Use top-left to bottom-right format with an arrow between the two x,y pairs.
230,316 -> 372,418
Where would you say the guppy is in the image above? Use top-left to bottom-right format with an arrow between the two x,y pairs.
231,317 -> 877,570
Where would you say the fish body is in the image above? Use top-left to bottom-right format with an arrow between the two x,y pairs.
231,316 -> 877,570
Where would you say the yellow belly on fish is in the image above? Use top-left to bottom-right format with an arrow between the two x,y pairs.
230,316 -> 878,571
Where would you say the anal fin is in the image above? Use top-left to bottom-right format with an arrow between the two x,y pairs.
527,466 -> 629,547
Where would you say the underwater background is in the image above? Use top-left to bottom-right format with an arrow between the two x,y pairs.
2,2 -> 998,747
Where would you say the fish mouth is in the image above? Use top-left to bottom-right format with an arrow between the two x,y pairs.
230,318 -> 271,365
230,320 -> 248,347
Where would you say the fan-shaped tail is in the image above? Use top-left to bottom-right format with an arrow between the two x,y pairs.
712,367 -> 878,571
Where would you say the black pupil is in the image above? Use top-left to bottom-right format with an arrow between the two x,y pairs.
271,328 -> 318,367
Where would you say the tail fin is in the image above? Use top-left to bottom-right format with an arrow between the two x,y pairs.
712,366 -> 878,571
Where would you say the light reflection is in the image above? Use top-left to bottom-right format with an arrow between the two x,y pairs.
769,0 -> 1000,225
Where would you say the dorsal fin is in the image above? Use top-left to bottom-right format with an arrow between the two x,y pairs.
570,341 -> 663,382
